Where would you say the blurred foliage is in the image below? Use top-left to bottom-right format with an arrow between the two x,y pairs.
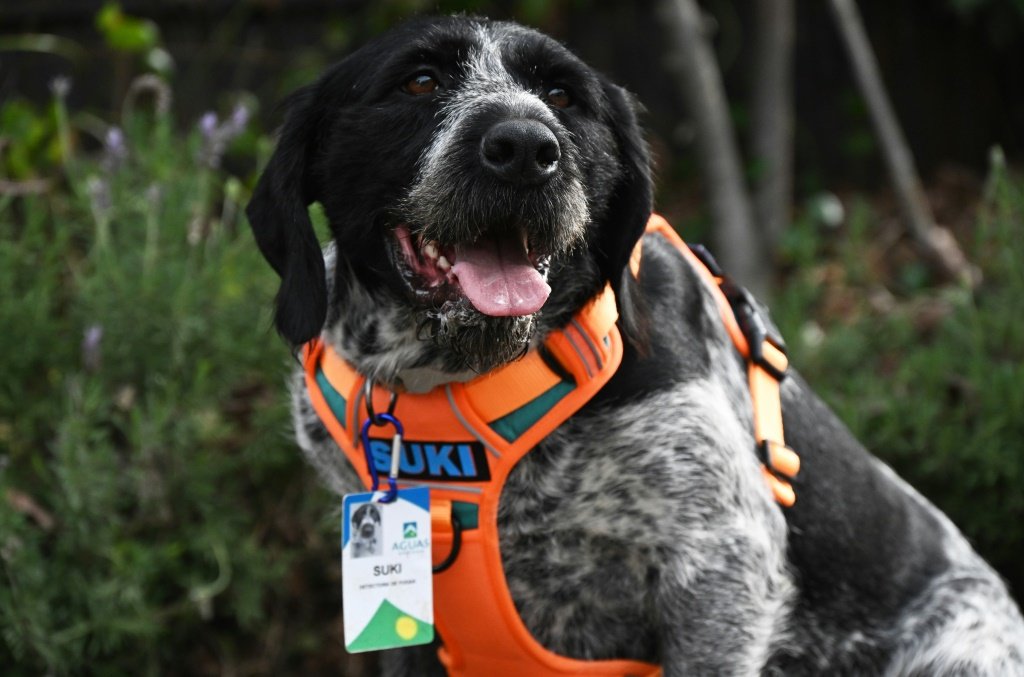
96,2 -> 175,76
0,99 -> 64,180
96,3 -> 159,53
0,79 -> 343,674
774,155 -> 1024,598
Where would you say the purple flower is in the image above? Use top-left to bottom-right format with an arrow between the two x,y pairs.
105,127 -> 125,154
227,104 -> 250,135
102,126 -> 129,172
82,324 -> 104,373
196,104 -> 250,169
198,112 -> 218,140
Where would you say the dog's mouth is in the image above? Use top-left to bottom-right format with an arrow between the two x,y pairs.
393,225 -> 552,317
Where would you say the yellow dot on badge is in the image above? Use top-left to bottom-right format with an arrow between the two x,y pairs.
395,615 -> 418,640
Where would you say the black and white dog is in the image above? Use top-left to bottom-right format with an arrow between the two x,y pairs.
350,502 -> 383,559
246,15 -> 1024,675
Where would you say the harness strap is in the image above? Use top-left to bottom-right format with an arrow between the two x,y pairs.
640,214 -> 800,506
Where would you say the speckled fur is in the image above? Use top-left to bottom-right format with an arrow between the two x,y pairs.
251,16 -> 1024,676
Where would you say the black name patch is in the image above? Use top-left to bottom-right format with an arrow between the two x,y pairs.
368,439 -> 490,482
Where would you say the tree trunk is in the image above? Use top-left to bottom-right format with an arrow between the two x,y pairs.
828,0 -> 975,284
751,0 -> 795,251
657,0 -> 771,298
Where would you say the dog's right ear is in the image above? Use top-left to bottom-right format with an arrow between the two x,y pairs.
246,84 -> 328,345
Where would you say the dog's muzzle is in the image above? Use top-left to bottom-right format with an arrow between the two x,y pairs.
395,99 -> 587,335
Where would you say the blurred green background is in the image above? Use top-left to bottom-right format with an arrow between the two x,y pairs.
1,1 -> 1023,674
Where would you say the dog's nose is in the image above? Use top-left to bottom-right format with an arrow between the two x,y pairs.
480,119 -> 560,185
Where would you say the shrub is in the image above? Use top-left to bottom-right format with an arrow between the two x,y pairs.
0,90 -> 342,673
774,163 -> 1024,599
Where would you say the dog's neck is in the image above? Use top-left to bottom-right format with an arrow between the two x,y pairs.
392,365 -> 479,393
320,289 -> 478,393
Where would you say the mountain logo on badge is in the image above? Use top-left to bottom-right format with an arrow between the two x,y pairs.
403,522 -> 418,539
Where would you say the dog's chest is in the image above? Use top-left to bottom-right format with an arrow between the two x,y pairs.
495,377 -> 774,661
496,436 -> 661,660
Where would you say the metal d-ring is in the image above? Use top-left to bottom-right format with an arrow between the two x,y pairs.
363,379 -> 398,425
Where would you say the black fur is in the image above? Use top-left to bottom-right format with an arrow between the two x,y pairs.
249,16 -> 1024,675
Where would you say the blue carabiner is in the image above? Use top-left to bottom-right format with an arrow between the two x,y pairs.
360,412 -> 404,503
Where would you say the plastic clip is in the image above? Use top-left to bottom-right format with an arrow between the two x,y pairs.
721,281 -> 789,381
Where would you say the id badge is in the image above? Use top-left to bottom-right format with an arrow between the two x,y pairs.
342,487 -> 434,652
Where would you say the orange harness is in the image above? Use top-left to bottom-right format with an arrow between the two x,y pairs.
303,214 -> 799,676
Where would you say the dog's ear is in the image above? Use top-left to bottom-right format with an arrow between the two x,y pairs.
598,83 -> 653,350
246,83 -> 329,345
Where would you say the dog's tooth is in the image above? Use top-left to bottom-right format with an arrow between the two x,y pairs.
437,255 -> 451,271
423,242 -> 439,259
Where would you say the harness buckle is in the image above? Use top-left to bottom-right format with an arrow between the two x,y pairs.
721,280 -> 788,382
688,244 -> 788,380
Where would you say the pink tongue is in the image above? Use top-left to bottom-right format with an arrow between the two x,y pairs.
451,236 -> 550,316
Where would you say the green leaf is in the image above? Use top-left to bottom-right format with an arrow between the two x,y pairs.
95,3 -> 159,53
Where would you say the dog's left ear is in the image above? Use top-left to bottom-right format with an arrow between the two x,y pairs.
245,84 -> 328,345
597,83 -> 653,349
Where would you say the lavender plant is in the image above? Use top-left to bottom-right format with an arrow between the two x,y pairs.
0,78 -> 342,674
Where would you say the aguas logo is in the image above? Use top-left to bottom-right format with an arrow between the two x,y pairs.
393,519 -> 429,554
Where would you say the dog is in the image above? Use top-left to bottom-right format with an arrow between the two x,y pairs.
350,502 -> 383,559
246,15 -> 1024,675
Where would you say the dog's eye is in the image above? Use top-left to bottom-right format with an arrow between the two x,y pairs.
546,87 -> 571,108
404,73 -> 439,96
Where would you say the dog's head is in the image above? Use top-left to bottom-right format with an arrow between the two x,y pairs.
351,503 -> 382,545
247,16 -> 651,386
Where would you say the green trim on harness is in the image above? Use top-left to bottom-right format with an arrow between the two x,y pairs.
452,501 -> 480,530
489,379 -> 575,442
315,368 -> 348,429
